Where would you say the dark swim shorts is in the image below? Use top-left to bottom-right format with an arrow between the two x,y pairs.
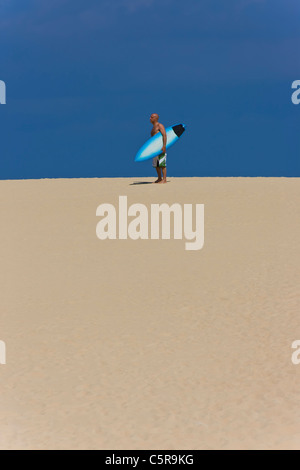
152,152 -> 167,168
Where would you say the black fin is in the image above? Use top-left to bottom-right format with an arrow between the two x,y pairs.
172,124 -> 185,137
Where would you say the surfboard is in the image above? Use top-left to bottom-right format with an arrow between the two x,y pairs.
135,124 -> 186,162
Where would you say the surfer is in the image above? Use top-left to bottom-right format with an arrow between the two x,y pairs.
150,113 -> 167,183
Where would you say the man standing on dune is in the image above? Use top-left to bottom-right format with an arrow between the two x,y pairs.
150,113 -> 167,184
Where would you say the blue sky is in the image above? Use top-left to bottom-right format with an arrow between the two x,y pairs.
0,0 -> 299,178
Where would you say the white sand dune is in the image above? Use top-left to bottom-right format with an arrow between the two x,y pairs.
0,177 -> 300,450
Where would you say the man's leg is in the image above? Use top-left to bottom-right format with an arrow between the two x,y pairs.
155,167 -> 162,183
157,153 -> 167,183
153,157 -> 162,183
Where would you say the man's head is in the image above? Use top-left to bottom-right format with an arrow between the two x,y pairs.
150,113 -> 159,124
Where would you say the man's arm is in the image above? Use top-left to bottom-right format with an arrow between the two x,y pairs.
159,124 -> 167,153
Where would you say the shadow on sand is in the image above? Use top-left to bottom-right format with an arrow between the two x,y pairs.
130,181 -> 170,185
130,181 -> 154,185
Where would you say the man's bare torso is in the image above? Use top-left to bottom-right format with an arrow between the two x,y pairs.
151,122 -> 161,137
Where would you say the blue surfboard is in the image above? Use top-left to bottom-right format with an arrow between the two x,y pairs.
135,124 -> 186,162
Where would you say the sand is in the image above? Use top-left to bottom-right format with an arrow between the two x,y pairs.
0,176 -> 300,450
